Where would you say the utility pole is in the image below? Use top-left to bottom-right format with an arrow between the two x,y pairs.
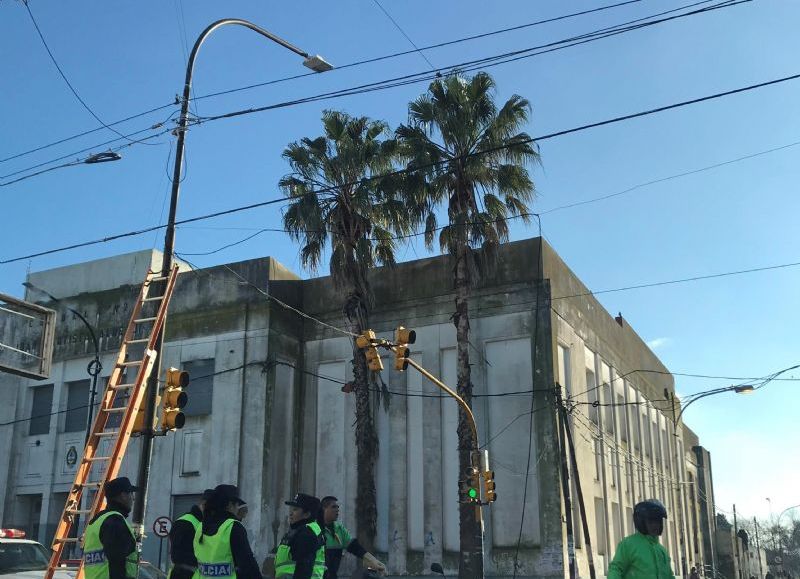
554,388 -> 577,579
753,517 -> 764,579
733,504 -> 741,579
558,388 -> 597,579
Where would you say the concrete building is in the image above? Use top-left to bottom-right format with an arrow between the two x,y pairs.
0,238 -> 718,578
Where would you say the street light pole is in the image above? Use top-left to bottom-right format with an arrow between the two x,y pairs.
131,18 -> 332,535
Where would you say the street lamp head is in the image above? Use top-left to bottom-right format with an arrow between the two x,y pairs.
734,385 -> 755,394
302,54 -> 333,73
84,151 -> 122,164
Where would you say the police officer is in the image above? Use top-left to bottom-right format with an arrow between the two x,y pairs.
318,496 -> 386,579
168,488 -> 214,579
608,499 -> 676,579
193,485 -> 262,579
83,477 -> 139,579
275,494 -> 325,579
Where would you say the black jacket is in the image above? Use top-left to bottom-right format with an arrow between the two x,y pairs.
280,518 -> 324,579
89,502 -> 136,579
199,512 -> 261,579
169,506 -> 203,579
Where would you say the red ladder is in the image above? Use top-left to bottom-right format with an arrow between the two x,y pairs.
45,265 -> 180,579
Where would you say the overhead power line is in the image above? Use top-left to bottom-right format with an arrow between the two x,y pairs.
1,0 -> 744,184
2,67 -> 797,261
0,0 -> 646,166
21,0 -> 160,147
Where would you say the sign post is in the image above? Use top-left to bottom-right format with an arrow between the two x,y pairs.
153,516 -> 172,571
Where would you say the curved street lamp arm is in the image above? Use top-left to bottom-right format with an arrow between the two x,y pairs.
674,387 -> 735,427
67,307 -> 99,360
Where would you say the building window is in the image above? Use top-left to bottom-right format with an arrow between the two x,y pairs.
617,393 -> 628,443
183,359 -> 215,416
172,494 -> 203,518
64,380 -> 90,433
557,345 -> 571,396
29,385 -> 54,436
594,497 -> 607,556
603,383 -> 614,435
593,439 -> 602,481
642,412 -> 652,458
586,369 -> 598,424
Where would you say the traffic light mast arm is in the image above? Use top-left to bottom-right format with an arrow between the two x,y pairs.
397,349 -> 479,445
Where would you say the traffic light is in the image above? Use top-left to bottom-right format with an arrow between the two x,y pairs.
482,470 -> 497,503
161,367 -> 189,430
356,330 -> 383,372
459,465 -> 481,504
132,386 -> 159,433
394,326 -> 416,371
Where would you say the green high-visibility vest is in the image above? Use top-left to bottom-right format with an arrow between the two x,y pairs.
83,511 -> 139,579
275,521 -> 325,579
169,512 -> 202,579
193,519 -> 237,579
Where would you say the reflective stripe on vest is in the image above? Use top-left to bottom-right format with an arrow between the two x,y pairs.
275,521 -> 325,579
83,511 -> 139,579
193,518 -> 236,579
168,513 -> 202,579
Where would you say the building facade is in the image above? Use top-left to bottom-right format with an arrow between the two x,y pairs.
0,239 -> 717,578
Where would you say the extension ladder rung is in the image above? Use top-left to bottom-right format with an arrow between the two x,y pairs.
83,456 -> 111,462
102,407 -> 126,413
95,430 -> 120,438
134,317 -> 157,324
142,295 -> 164,302
148,275 -> 169,282
54,538 -> 79,544
111,383 -> 136,390
118,360 -> 143,367
67,509 -> 93,515
126,338 -> 151,344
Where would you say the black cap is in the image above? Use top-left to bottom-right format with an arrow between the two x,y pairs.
201,488 -> 215,501
105,477 -> 138,498
211,484 -> 244,506
285,493 -> 321,515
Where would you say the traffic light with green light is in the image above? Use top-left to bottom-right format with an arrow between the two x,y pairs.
459,465 -> 481,504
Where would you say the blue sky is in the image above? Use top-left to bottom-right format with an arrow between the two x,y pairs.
1,0 -> 798,521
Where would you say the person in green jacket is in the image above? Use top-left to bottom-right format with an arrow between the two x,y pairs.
317,496 -> 386,579
608,499 -> 675,579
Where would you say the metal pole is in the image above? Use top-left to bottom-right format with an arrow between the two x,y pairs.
559,395 -> 597,579
555,389 -> 577,579
733,504 -> 741,579
754,517 -> 763,579
131,18 -> 319,537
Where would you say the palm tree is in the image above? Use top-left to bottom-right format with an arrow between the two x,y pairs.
280,110 -> 408,551
396,72 -> 538,579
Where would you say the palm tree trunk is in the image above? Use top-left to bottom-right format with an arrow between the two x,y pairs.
346,288 -> 378,553
454,244 -> 484,579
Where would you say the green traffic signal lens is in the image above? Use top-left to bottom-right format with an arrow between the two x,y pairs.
468,488 -> 478,499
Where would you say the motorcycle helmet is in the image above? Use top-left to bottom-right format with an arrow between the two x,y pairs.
633,499 -> 667,535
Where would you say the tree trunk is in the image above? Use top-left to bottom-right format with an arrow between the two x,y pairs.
454,244 -> 484,579
346,289 -> 378,553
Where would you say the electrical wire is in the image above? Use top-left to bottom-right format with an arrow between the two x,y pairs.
3,0 -> 746,188
0,0 -> 707,170
21,0 -> 161,148
370,0 -> 436,70
4,67 -> 798,260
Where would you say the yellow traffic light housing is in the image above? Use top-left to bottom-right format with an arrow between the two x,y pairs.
394,326 -> 416,371
483,470 -> 497,503
357,330 -> 383,372
161,367 -> 189,431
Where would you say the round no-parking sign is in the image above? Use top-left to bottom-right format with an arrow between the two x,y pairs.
153,516 -> 172,538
